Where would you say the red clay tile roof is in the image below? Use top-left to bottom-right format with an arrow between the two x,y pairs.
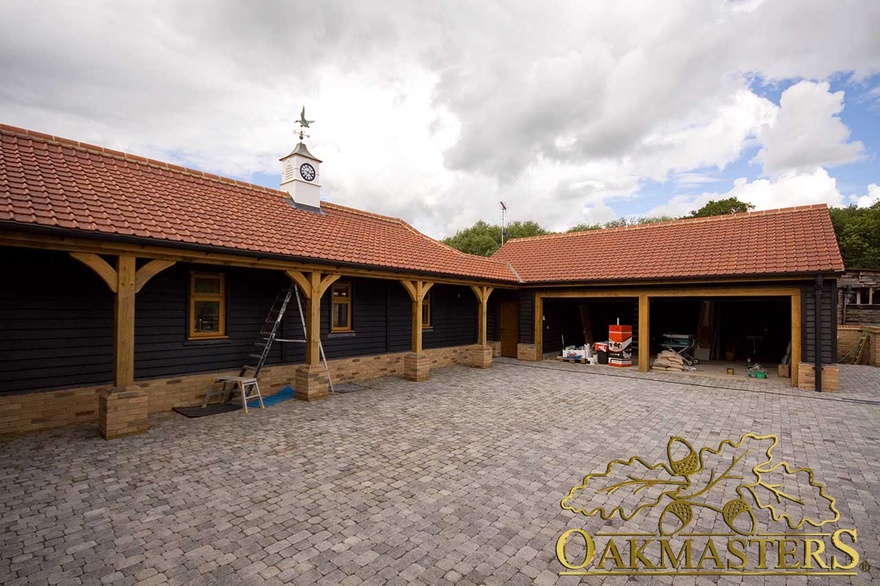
492,206 -> 844,283
0,125 -> 519,282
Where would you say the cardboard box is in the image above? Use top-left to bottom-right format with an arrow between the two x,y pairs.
777,364 -> 790,378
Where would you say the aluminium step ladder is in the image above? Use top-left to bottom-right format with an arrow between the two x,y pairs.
203,284 -> 333,413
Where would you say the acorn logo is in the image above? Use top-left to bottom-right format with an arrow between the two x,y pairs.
555,433 -> 861,577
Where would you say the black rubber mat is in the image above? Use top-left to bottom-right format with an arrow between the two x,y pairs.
173,403 -> 241,418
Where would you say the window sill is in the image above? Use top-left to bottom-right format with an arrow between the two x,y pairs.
329,331 -> 356,338
185,336 -> 231,345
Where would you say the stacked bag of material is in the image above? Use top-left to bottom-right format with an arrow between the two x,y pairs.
651,350 -> 696,372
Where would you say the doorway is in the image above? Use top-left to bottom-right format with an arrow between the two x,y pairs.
500,300 -> 519,357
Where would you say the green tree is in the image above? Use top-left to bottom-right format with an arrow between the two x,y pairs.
442,220 -> 548,256
566,216 -> 675,233
829,201 -> 880,269
689,197 -> 754,218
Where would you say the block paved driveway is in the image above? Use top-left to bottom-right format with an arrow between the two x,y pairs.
2,361 -> 879,585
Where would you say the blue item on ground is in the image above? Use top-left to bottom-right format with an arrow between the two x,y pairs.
250,385 -> 295,407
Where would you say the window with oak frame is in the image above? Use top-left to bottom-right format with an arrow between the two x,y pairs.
422,291 -> 432,328
189,273 -> 226,339
331,282 -> 352,332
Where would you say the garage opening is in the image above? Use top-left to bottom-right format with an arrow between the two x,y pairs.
542,298 -> 639,361
540,294 -> 794,383
649,297 -> 790,360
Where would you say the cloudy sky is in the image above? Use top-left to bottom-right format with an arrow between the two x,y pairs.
2,1 -> 879,238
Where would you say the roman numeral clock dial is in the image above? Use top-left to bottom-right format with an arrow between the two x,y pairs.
300,163 -> 316,182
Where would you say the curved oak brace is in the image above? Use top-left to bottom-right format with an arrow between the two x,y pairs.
135,259 -> 176,293
285,270 -> 311,298
400,280 -> 434,353
318,273 -> 341,298
284,270 -> 341,364
400,280 -> 433,303
70,252 -> 118,293
470,285 -> 494,345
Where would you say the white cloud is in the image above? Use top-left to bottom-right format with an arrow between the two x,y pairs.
755,81 -> 864,176
646,168 -> 845,217
850,183 -> 880,208
0,1 -> 878,238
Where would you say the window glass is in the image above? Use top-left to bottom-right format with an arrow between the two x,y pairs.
189,273 -> 226,338
331,283 -> 352,332
422,292 -> 432,328
193,301 -> 221,332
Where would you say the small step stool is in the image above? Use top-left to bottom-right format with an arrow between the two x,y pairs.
199,283 -> 332,415
207,376 -> 264,414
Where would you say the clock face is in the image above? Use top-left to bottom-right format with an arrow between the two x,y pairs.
300,163 -> 316,182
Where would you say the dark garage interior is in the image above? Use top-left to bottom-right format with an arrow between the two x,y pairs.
541,298 -> 639,357
541,295 -> 792,368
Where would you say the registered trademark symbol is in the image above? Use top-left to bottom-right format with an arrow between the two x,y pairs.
860,561 -> 871,572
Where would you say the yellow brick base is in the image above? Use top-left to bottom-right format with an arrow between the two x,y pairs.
0,343 -> 485,436
98,386 -> 149,440
797,363 -> 840,392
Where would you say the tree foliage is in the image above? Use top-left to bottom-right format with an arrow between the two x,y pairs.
689,197 -> 754,218
441,220 -> 548,256
829,201 -> 880,269
566,216 -> 675,233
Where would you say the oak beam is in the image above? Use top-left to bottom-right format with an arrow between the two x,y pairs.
114,255 -> 137,386
5,232 -> 509,289
134,259 -> 176,293
70,252 -> 118,293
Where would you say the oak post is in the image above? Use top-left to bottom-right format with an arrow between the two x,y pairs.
638,294 -> 650,372
533,295 -> 543,359
115,255 -> 137,386
791,290 -> 801,388
305,271 -> 322,365
470,286 -> 494,345
400,280 -> 434,353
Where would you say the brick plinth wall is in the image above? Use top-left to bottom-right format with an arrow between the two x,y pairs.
488,341 -> 501,358
0,343 -> 481,435
403,352 -> 431,381
469,344 -> 493,368
797,363 -> 840,392
0,387 -> 100,436
98,386 -> 148,440
295,364 -> 329,401
517,343 -> 538,361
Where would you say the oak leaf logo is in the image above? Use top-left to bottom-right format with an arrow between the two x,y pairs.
561,433 -> 840,535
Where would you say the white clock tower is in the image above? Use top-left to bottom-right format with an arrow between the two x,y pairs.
280,107 -> 322,210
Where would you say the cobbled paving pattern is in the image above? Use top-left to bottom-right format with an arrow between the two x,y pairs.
1,362 -> 879,585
